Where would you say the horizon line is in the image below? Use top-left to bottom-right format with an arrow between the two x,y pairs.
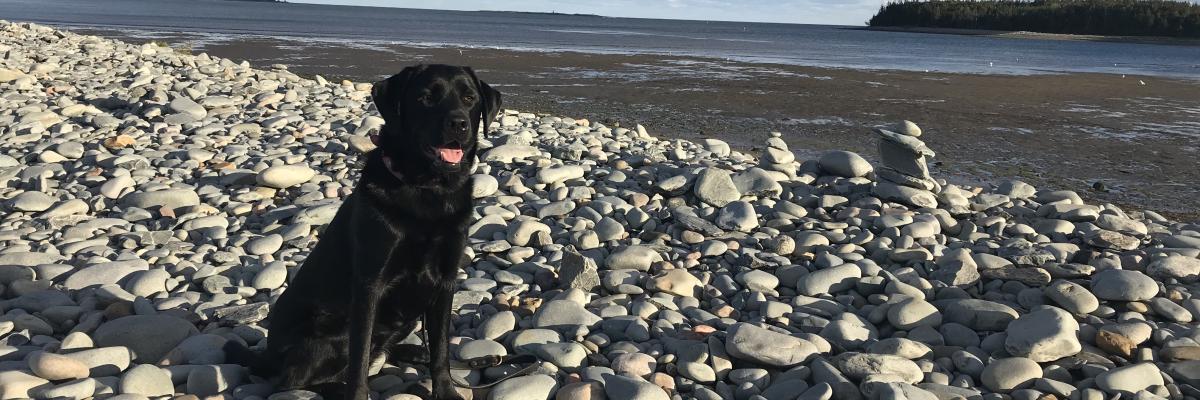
281,1 -> 867,26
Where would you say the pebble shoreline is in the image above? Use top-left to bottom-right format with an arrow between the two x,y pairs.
3,20 -> 1200,400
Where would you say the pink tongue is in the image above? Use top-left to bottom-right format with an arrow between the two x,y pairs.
437,148 -> 464,164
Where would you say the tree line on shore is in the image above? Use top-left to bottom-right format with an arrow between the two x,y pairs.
868,0 -> 1200,38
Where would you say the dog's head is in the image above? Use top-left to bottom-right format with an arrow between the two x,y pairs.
370,64 -> 502,180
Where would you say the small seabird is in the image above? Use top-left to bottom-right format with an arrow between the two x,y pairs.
1139,80 -> 1146,86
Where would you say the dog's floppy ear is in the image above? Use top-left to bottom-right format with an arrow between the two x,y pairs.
465,67 -> 502,134
371,65 -> 421,124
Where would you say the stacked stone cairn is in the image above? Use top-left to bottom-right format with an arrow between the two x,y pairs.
758,132 -> 801,181
872,120 -> 940,210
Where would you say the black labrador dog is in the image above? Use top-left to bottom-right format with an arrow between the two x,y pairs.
227,64 -> 501,400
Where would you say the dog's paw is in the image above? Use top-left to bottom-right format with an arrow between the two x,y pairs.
346,387 -> 371,400
407,381 -> 463,400
305,382 -> 348,400
388,344 -> 430,364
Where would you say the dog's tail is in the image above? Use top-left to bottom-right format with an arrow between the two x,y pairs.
223,341 -> 277,377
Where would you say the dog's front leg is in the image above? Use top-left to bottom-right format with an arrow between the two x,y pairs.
346,281 -> 381,400
426,284 -> 462,400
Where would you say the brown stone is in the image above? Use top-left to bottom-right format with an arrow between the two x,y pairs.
679,230 -> 705,244
563,373 -> 582,384
651,372 -> 675,392
628,192 -> 649,207
555,381 -> 605,400
492,293 -> 518,312
252,187 -> 278,198
28,351 -> 89,381
103,134 -> 136,149
650,269 -> 702,297
1096,330 -> 1136,358
517,298 -> 542,317
1085,230 -> 1140,251
713,305 -> 738,319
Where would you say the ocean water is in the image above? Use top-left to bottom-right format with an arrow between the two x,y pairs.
1,0 -> 1198,78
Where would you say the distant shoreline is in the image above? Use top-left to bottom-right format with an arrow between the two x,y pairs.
863,26 -> 1200,47
477,10 -> 605,18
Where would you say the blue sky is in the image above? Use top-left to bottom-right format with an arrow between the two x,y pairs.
291,0 -> 888,25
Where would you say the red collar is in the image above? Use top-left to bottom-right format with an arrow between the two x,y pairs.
370,134 -> 406,182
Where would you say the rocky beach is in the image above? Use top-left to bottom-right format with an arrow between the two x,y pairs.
4,19 -> 1200,400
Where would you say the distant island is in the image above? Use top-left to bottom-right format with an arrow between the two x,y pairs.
868,0 -> 1200,38
223,0 -> 286,3
479,10 -> 604,18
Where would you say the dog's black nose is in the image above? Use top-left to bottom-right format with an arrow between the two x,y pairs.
447,117 -> 469,133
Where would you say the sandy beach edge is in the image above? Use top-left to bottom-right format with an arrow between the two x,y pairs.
861,26 -> 1200,46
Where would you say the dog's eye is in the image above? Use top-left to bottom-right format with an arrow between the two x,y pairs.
418,94 -> 432,103
463,95 -> 476,102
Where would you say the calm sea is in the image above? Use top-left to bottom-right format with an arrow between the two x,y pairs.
1,0 -> 1198,78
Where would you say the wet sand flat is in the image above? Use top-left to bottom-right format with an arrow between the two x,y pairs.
80,28 -> 1200,220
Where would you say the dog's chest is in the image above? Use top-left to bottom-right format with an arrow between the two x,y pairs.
378,278 -> 443,315
377,233 -> 460,296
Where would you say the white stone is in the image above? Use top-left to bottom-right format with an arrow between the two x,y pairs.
256,165 -> 317,189
694,167 -> 741,207
120,364 -> 175,397
797,264 -> 862,296
487,374 -> 557,400
818,150 -> 872,177
606,246 -> 662,271
1096,363 -> 1165,395
536,165 -> 585,184
1005,307 -> 1081,362
28,351 -> 90,381
981,357 -> 1042,393
94,315 -> 198,363
725,323 -> 819,367
1147,256 -> 1200,282
1091,269 -> 1159,301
